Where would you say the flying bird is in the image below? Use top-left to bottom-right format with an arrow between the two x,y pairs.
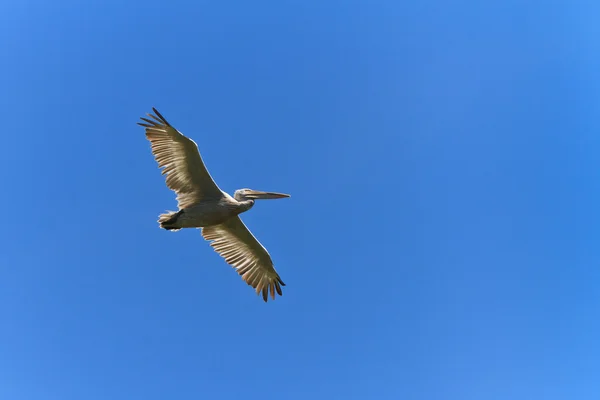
138,108 -> 290,302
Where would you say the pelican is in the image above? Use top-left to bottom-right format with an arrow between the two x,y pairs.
138,108 -> 290,302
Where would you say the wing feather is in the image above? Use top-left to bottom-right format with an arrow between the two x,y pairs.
138,108 -> 223,208
202,216 -> 285,302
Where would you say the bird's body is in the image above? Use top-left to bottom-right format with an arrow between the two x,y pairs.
138,108 -> 290,302
158,194 -> 251,230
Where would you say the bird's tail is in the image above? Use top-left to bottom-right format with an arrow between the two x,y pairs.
158,210 -> 183,231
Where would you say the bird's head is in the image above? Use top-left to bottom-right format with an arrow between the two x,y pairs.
234,188 -> 291,202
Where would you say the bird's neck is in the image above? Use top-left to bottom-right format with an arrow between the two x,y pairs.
236,199 -> 255,213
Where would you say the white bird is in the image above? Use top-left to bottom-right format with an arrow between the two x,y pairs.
138,108 -> 290,302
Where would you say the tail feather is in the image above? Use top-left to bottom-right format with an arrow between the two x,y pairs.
158,210 -> 183,231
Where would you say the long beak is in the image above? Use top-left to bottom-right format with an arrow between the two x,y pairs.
246,190 -> 291,199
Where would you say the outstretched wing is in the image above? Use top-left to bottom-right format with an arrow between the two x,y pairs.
202,216 -> 285,302
138,108 -> 223,208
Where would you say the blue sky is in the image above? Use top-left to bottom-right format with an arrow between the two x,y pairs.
1,1 -> 599,399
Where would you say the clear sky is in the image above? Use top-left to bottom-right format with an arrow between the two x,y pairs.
1,1 -> 599,399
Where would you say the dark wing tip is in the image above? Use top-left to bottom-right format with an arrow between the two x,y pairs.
274,281 -> 283,296
258,280 -> 284,302
151,107 -> 171,126
140,117 -> 159,126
